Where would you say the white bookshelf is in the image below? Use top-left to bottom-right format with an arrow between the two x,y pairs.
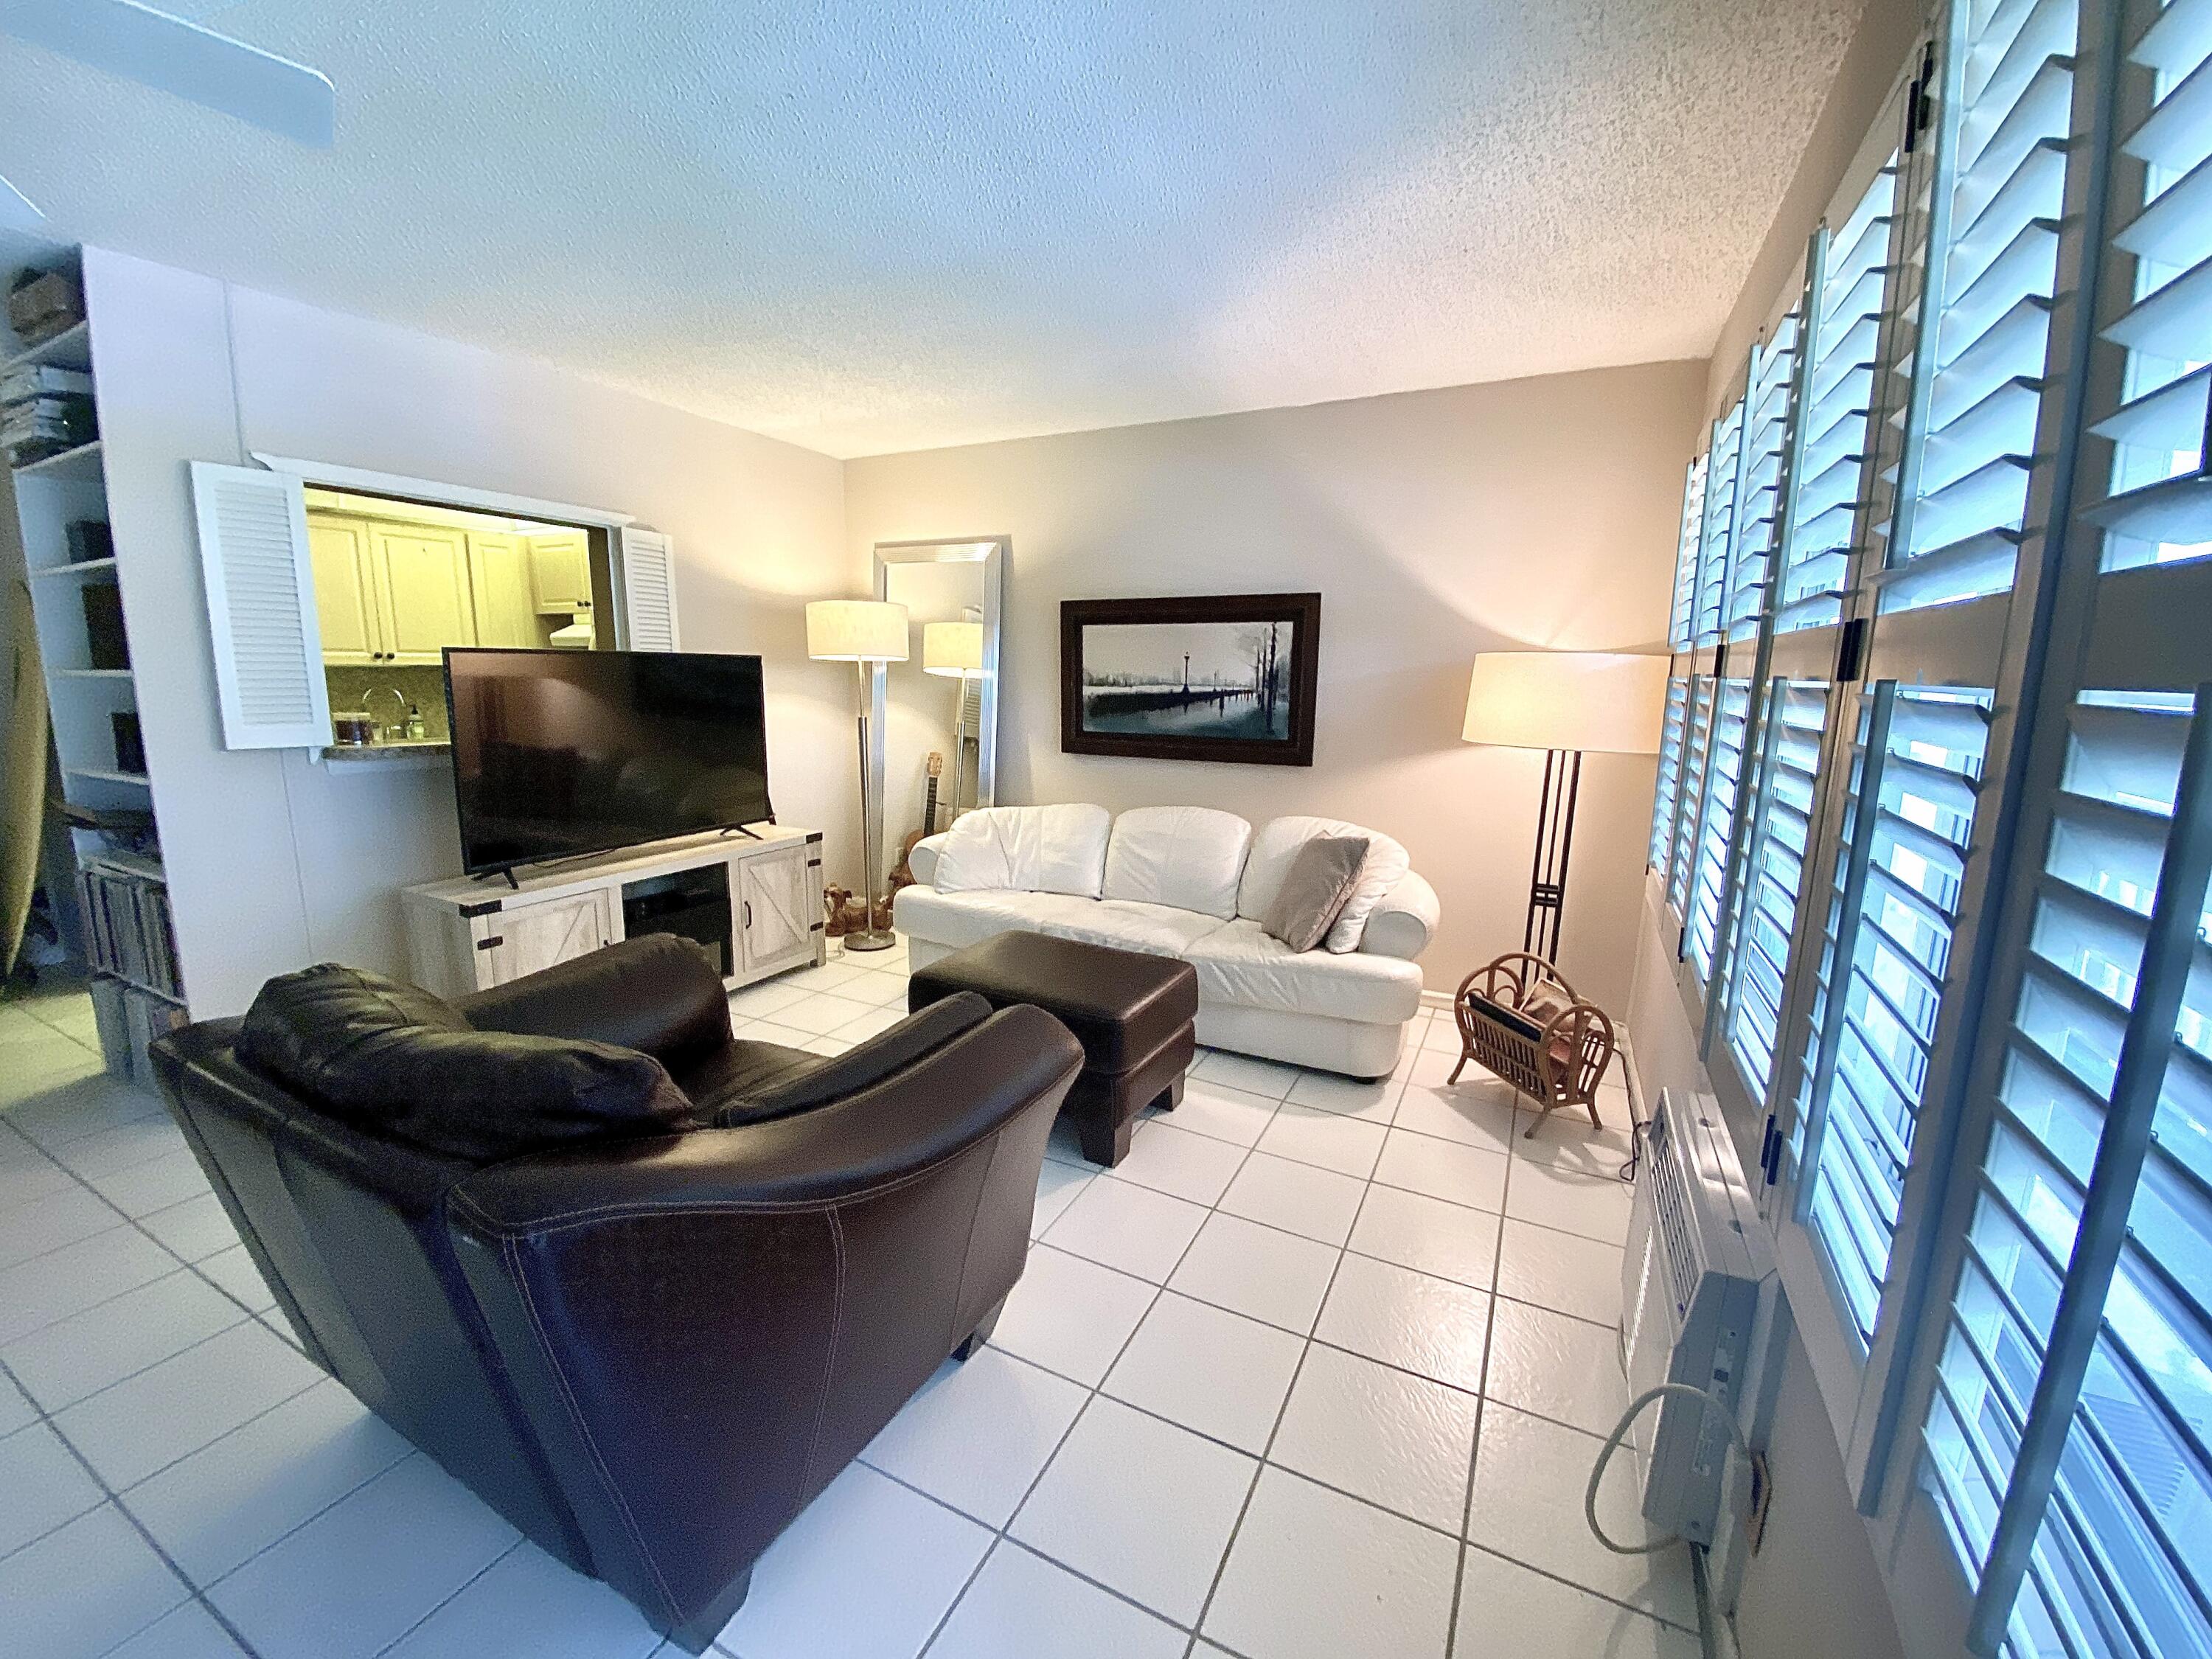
7,248 -> 185,1073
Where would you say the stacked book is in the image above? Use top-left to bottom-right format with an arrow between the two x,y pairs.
2,363 -> 95,467
78,860 -> 182,1000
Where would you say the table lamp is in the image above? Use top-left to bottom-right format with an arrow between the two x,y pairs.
1462,651 -> 1668,961
808,599 -> 910,951
922,621 -> 990,818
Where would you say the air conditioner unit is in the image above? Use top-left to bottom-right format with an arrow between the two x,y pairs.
1619,1088 -> 1782,1579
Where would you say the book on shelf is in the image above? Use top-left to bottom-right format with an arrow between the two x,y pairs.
77,861 -> 182,1001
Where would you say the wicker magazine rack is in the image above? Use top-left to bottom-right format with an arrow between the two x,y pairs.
1450,952 -> 1617,1138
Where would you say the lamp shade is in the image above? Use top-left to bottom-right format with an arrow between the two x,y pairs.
922,621 -> 987,678
807,599 -> 909,662
1461,652 -> 1668,754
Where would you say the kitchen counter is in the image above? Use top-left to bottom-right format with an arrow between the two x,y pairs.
321,739 -> 451,763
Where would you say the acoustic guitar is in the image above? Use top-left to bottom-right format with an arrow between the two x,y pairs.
888,751 -> 944,897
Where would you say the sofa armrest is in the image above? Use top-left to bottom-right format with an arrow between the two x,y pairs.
1358,869 -> 1439,961
442,1004 -> 1082,1649
453,934 -> 731,1069
906,831 -> 952,888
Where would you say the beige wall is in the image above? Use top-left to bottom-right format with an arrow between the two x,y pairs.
846,361 -> 1706,1009
85,248 -> 854,1017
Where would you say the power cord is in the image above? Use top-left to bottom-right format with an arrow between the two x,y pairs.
1585,1382 -> 1753,1556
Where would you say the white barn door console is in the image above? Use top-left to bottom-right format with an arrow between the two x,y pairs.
401,825 -> 823,999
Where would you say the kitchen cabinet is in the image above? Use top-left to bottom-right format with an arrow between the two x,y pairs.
371,525 -> 477,665
307,517 -> 382,666
466,532 -> 542,649
529,532 -> 594,615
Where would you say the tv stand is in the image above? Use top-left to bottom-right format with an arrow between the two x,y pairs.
401,825 -> 824,999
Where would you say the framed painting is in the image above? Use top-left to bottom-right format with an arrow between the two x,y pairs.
1060,593 -> 1321,765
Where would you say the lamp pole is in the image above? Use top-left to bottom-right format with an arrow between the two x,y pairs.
1523,747 -> 1584,962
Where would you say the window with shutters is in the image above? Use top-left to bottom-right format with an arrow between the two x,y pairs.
1902,4 -> 2212,1653
1651,457 -> 1709,886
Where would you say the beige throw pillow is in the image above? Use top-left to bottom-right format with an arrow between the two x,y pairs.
1262,835 -> 1370,952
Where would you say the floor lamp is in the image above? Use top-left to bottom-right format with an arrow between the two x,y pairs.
808,599 -> 910,953
922,620 -> 989,818
1462,652 -> 1669,965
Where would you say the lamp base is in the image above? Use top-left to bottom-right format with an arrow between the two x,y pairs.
844,926 -> 897,953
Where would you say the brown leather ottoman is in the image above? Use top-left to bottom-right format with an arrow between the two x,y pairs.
908,932 -> 1198,1166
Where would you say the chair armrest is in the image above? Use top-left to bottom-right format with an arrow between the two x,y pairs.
453,934 -> 731,1070
1357,869 -> 1439,961
442,1004 -> 1083,1650
907,832 -> 952,888
713,992 -> 993,1125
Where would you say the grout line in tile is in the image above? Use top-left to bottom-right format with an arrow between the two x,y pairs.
918,1089 -> 1288,1657
370,1535 -> 527,1658
0,1347 -> 268,1658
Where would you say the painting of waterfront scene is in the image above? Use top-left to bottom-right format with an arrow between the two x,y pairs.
1060,594 -> 1319,766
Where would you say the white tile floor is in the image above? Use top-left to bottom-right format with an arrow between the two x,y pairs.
1,949 -> 1697,1659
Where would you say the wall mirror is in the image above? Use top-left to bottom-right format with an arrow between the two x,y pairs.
874,538 -> 1004,856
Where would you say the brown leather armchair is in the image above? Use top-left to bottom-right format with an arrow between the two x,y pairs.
149,937 -> 1083,1653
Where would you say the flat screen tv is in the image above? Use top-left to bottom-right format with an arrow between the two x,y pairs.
444,648 -> 773,874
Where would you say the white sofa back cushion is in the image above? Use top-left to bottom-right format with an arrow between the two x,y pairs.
1237,815 -> 1411,953
1101,807 -> 1252,920
929,804 -> 1113,898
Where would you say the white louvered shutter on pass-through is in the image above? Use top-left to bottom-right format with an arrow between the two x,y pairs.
187,462 -> 330,751
619,529 -> 681,651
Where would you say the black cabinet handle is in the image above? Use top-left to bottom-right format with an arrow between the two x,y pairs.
742,900 -> 752,930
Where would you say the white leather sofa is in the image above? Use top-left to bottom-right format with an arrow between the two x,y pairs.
894,804 -> 1440,1079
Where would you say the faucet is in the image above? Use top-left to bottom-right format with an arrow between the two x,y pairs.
365,684 -> 408,743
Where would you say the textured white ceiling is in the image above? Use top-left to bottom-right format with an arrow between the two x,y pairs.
1,1 -> 1862,458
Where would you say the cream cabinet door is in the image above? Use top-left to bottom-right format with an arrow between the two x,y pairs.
307,515 -> 382,665
528,532 -> 594,614
467,532 -> 542,650
473,890 -> 613,987
372,525 -> 477,664
739,846 -> 817,977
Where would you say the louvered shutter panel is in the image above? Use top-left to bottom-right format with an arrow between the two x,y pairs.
1650,457 -> 1708,882
1916,6 -> 2212,1652
619,529 -> 681,651
1693,328 -> 1803,981
1722,679 -> 1833,1096
1795,685 -> 1995,1343
1650,675 -> 1693,874
1670,675 -> 1717,919
1784,159 -> 1901,633
187,462 -> 330,751
1881,0 -> 2079,613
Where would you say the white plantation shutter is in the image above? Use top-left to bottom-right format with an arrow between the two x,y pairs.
1913,5 -> 2212,1652
1795,685 -> 1995,1343
1722,678 -> 1834,1099
1650,673 -> 1693,874
618,529 -> 681,651
1650,456 -> 1708,886
187,462 -> 330,750
1881,0 -> 2079,614
1672,675 -> 1717,919
1693,327 -> 1804,982
1784,160 -> 1902,633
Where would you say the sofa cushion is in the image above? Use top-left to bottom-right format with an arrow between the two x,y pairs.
237,963 -> 695,1162
1101,807 -> 1251,920
894,886 -> 1115,952
1236,815 -> 1410,953
931,804 -> 1112,898
1262,835 -> 1368,951
1184,918 -> 1426,1025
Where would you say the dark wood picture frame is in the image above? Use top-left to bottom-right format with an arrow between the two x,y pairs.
1060,593 -> 1321,766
